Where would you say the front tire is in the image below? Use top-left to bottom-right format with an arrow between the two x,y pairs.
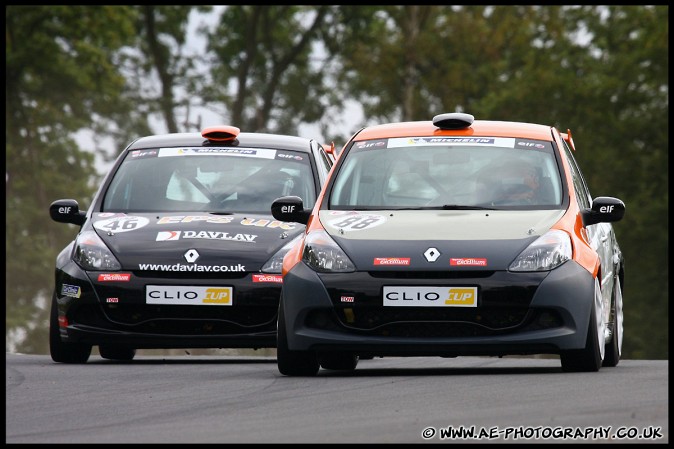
49,293 -> 91,364
276,300 -> 319,377
603,277 -> 623,367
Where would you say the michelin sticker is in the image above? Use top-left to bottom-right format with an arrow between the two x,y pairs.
94,216 -> 150,233
327,211 -> 386,232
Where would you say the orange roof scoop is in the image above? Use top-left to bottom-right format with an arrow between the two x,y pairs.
201,125 -> 241,142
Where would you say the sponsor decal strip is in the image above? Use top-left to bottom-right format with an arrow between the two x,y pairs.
98,273 -> 131,282
374,257 -> 411,266
252,274 -> 283,283
139,263 -> 246,272
450,258 -> 487,267
61,284 -> 82,298
156,230 -> 258,242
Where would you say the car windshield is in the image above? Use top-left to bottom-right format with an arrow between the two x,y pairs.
329,136 -> 563,210
103,147 -> 316,213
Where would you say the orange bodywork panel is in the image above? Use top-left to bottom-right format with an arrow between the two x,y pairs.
201,125 -> 240,142
354,120 -> 554,142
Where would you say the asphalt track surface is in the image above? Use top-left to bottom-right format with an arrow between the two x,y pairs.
5,353 -> 668,444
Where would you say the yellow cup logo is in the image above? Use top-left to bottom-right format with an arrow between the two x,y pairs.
445,288 -> 476,306
203,288 -> 231,304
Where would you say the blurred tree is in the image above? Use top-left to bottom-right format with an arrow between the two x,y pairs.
5,5 -> 138,352
203,5 -> 332,134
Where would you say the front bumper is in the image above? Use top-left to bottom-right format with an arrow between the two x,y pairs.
54,261 -> 279,348
281,261 -> 595,357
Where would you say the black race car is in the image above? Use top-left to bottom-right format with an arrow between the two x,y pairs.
49,125 -> 334,363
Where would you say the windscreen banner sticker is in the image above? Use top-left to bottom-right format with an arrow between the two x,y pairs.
146,285 -> 233,306
387,137 -> 515,149
277,152 -> 304,161
327,212 -> 386,232
158,147 -> 276,159
383,286 -> 478,307
156,231 -> 257,243
61,284 -> 81,298
515,139 -> 548,150
354,139 -> 388,150
94,216 -> 150,233
129,149 -> 158,159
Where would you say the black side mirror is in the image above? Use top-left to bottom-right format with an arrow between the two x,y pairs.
271,196 -> 311,225
581,196 -> 625,227
49,199 -> 86,226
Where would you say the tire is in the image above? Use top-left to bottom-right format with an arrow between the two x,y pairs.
276,300 -> 319,377
560,279 -> 604,372
49,293 -> 91,364
99,345 -> 136,361
320,353 -> 359,371
603,278 -> 623,367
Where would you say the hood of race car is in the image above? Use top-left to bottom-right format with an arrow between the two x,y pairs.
320,209 -> 566,271
90,212 -> 303,271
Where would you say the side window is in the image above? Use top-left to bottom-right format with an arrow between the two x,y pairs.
560,139 -> 591,210
313,142 -> 332,181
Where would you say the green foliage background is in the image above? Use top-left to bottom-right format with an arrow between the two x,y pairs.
5,5 -> 668,359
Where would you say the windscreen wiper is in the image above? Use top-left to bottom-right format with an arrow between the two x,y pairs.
441,204 -> 496,210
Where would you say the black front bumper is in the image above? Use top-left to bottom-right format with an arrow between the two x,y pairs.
280,261 -> 596,357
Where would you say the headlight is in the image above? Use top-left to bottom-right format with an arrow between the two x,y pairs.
73,230 -> 122,271
302,230 -> 355,273
261,234 -> 304,273
508,229 -> 572,272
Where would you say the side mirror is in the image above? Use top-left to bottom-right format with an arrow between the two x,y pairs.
271,196 -> 311,225
49,199 -> 86,226
581,196 -> 625,227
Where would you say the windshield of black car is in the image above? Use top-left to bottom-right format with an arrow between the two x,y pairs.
102,147 -> 316,213
329,137 -> 563,210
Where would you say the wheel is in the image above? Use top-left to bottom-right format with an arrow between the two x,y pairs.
276,300 -> 319,376
603,278 -> 623,367
320,353 -> 359,371
560,278 -> 604,372
99,344 -> 136,361
49,293 -> 91,364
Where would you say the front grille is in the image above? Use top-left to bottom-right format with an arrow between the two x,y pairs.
72,304 -> 277,335
305,307 -> 562,338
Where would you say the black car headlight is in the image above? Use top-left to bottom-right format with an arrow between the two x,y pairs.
509,229 -> 572,272
261,234 -> 304,274
72,230 -> 122,271
302,230 -> 355,273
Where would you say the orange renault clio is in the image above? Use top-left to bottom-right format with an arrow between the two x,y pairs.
271,112 -> 625,376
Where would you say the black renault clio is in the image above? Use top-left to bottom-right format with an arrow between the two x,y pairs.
49,125 -> 334,363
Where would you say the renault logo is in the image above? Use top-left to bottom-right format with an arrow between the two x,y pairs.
424,247 -> 440,262
184,249 -> 200,263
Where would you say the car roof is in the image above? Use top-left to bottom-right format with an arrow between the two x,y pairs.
126,131 -> 315,153
354,120 -> 554,141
